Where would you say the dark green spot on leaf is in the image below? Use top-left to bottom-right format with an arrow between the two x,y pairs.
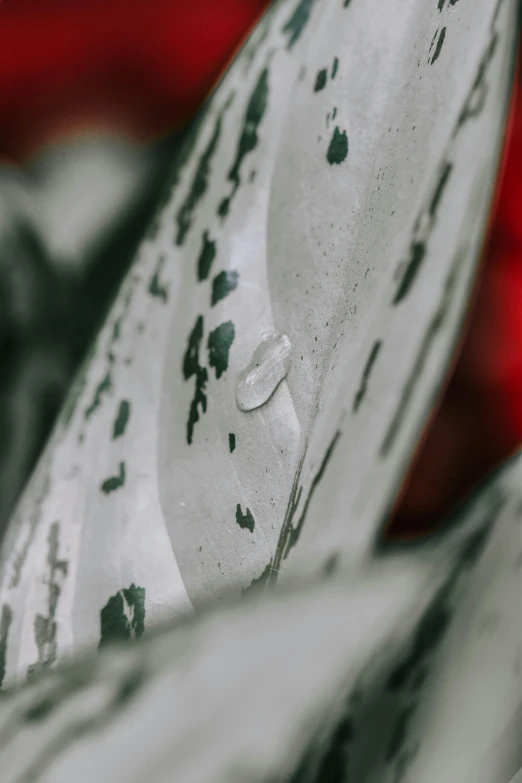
429,161 -> 453,218
99,584 -> 146,648
208,321 -> 235,379
148,255 -> 169,302
84,371 -> 112,420
314,68 -> 327,92
218,68 -> 269,219
27,523 -> 68,680
101,462 -> 126,494
23,696 -> 56,722
176,100 -> 229,245
0,604 -> 13,688
282,0 -> 315,49
353,341 -> 382,413
183,316 -> 208,445
113,400 -> 131,439
431,27 -> 446,65
197,231 -> 217,281
183,315 -> 204,380
393,242 -> 426,305
187,366 -> 208,445
327,126 -> 349,165
236,504 -> 255,532
211,270 -> 239,306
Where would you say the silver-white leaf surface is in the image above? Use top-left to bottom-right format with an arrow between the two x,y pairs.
0,448 -> 520,782
0,0 -> 518,685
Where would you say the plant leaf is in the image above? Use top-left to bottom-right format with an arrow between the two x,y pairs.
0,449 -> 520,782
0,0 -> 518,687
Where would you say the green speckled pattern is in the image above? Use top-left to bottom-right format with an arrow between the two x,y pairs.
0,0 -> 518,711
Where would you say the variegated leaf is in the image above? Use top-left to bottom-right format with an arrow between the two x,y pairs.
0,0 -> 518,686
0,448 -> 520,782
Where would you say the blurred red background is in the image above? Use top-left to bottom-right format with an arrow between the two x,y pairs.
0,0 -> 519,535
0,0 -> 269,160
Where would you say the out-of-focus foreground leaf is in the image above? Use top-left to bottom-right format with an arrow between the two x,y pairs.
0,447 -> 520,783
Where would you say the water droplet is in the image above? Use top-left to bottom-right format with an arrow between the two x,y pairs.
236,333 -> 292,412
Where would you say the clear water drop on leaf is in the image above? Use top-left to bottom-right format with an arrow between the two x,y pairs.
235,333 -> 292,412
